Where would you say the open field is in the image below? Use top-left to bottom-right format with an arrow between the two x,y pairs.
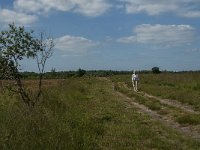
0,73 -> 200,149
111,72 -> 200,111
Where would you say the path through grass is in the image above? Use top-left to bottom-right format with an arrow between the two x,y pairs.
0,77 -> 200,149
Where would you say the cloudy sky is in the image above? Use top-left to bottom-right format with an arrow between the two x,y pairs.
0,0 -> 200,71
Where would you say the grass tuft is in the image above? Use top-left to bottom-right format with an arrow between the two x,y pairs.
176,114 -> 200,125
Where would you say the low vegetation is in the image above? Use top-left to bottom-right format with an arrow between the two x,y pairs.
0,75 -> 200,149
111,72 -> 200,111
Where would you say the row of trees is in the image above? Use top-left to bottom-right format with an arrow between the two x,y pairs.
0,67 -> 164,81
2,68 -> 162,80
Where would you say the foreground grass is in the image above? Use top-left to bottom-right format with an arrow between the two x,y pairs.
0,77 -> 200,149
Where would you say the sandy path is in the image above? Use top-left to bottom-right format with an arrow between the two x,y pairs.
139,92 -> 199,114
101,77 -> 200,140
115,91 -> 200,139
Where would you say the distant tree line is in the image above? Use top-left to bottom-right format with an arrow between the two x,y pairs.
0,69 -> 136,79
1,68 -> 199,80
21,69 -> 133,79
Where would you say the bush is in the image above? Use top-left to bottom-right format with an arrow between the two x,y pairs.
152,67 -> 161,74
77,69 -> 86,77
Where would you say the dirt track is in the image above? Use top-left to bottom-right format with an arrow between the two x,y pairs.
140,92 -> 199,114
116,90 -> 200,139
102,77 -> 200,140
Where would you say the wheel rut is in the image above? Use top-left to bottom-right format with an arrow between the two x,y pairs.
100,77 -> 200,140
139,91 -> 199,114
115,90 -> 200,140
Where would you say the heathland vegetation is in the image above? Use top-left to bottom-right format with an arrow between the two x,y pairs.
0,71 -> 200,149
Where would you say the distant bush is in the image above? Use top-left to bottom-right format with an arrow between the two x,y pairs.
77,69 -> 86,77
152,67 -> 161,74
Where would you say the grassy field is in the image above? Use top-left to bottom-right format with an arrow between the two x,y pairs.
111,72 -> 200,110
0,73 -> 200,149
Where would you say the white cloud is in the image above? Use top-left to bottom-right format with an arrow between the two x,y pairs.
14,0 -> 74,14
55,35 -> 99,54
122,0 -> 200,18
124,0 -> 177,15
73,0 -> 111,17
0,9 -> 37,25
118,24 -> 195,47
14,0 -> 111,17
182,11 -> 200,18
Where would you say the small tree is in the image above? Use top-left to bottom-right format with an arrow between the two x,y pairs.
0,23 -> 54,108
152,67 -> 161,74
77,68 -> 86,77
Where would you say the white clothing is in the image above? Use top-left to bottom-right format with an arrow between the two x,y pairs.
132,73 -> 139,91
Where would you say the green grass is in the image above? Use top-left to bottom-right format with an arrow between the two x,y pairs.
0,77 -> 200,149
113,81 -> 163,111
111,73 -> 200,111
176,114 -> 200,125
110,74 -> 200,126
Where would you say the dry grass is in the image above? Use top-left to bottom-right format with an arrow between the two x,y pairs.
111,72 -> 200,111
0,77 -> 200,149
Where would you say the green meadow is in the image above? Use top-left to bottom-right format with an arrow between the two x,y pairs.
0,72 -> 200,149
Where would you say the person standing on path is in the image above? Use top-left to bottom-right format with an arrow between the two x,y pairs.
132,71 -> 139,92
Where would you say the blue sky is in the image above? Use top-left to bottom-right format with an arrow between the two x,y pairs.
0,0 -> 200,71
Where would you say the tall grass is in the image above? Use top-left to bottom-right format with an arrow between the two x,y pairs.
111,72 -> 200,111
0,77 -> 200,149
0,79 -> 102,149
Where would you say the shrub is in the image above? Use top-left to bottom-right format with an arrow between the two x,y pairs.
152,67 -> 161,74
77,69 -> 86,77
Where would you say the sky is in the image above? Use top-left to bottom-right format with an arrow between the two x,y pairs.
0,0 -> 200,71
